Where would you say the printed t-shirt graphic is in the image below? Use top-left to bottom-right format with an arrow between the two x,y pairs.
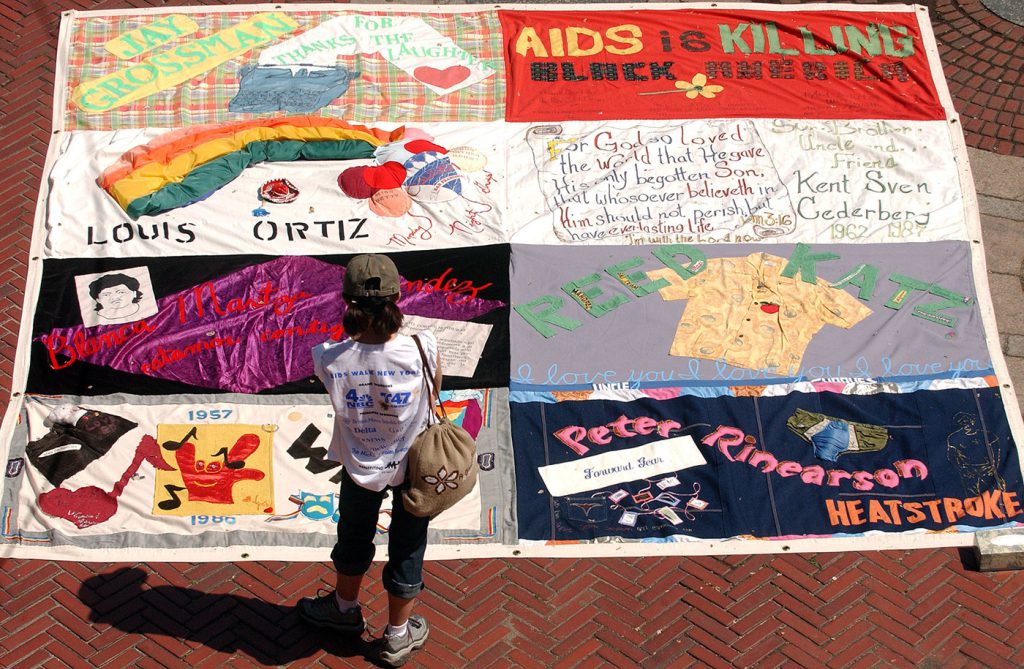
647,253 -> 871,375
313,331 -> 438,492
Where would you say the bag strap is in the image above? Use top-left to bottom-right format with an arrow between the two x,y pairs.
412,334 -> 447,425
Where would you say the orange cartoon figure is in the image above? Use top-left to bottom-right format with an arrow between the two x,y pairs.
172,432 -> 265,504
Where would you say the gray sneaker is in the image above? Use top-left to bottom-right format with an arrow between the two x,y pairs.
378,614 -> 429,667
297,590 -> 365,634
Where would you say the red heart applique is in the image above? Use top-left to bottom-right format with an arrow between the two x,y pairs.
760,303 -> 780,314
39,486 -> 116,529
363,162 -> 407,190
413,65 -> 471,89
404,139 -> 448,155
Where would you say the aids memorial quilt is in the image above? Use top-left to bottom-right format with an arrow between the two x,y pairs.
2,3 -> 1021,561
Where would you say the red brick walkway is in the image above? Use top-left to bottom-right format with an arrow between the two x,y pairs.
2,2 -> 1023,667
2,553 -> 1023,668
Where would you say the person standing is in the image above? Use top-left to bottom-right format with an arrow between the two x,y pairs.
301,253 -> 440,667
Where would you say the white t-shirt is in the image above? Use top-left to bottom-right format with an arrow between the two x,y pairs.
312,331 -> 438,491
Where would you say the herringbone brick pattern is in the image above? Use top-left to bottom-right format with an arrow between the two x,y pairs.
2,1 -> 1024,667
1,551 -> 1023,667
932,0 -> 1024,157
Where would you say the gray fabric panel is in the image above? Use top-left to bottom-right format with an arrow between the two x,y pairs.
510,241 -> 987,389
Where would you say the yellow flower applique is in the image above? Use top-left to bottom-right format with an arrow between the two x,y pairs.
637,72 -> 725,100
674,73 -> 725,99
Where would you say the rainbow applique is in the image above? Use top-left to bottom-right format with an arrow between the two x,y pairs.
98,116 -> 404,219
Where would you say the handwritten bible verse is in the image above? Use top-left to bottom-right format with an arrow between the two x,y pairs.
526,121 -> 794,244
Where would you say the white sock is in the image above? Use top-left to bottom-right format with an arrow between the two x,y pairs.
335,592 -> 359,612
385,621 -> 408,638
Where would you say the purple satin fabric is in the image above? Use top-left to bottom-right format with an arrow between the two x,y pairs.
40,257 -> 504,393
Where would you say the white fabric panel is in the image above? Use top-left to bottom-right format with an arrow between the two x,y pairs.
13,397 -> 482,541
507,119 -> 966,245
43,122 -> 506,258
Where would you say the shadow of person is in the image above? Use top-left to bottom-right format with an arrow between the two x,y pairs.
78,566 -> 379,665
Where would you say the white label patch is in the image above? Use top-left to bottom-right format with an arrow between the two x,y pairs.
538,436 -> 705,497
400,314 -> 493,378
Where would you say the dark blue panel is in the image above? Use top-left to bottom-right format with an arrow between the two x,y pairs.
511,387 -> 1023,541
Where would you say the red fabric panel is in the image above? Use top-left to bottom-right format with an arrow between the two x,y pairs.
499,8 -> 945,121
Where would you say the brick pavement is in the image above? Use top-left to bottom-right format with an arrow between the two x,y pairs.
1,1 -> 1023,667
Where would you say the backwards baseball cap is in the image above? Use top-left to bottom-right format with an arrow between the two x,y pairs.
343,254 -> 401,298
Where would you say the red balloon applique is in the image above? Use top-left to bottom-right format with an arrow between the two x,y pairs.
363,162 -> 407,189
338,167 -> 377,199
404,139 -> 448,155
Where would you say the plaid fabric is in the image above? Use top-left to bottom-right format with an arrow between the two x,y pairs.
65,9 -> 505,130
